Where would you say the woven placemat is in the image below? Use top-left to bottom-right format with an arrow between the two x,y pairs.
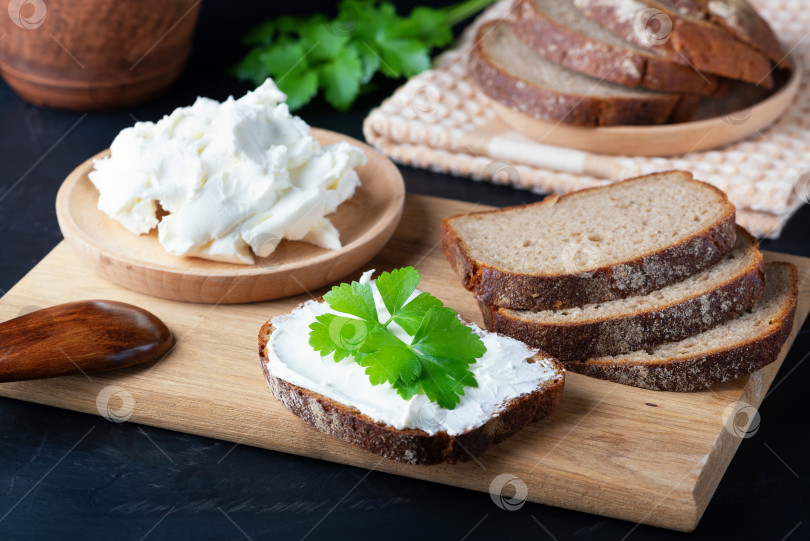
363,0 -> 809,238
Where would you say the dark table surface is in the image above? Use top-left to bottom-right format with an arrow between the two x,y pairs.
1,1 -> 808,540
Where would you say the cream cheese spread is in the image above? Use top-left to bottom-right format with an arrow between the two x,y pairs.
264,270 -> 561,436
88,79 -> 366,264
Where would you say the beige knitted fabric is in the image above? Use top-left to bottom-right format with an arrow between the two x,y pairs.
363,0 -> 809,238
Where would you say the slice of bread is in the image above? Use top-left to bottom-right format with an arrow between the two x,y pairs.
565,262 -> 798,391
480,227 -> 764,361
573,0 -> 775,87
441,171 -> 737,311
470,19 -> 690,126
514,0 -> 722,95
654,0 -> 789,68
258,300 -> 565,465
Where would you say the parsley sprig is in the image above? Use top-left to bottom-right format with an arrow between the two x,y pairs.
308,267 -> 486,409
232,0 -> 495,111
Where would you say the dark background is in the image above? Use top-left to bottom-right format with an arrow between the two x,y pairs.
0,1 -> 808,539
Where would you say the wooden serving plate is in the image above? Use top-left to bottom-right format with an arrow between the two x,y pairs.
55,128 -> 405,304
492,54 -> 801,157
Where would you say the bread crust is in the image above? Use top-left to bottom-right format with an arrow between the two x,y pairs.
513,0 -> 722,95
258,319 -> 565,465
563,262 -> 798,391
479,229 -> 765,361
573,0 -> 775,87
441,172 -> 737,311
653,0 -> 789,68
470,20 -> 683,126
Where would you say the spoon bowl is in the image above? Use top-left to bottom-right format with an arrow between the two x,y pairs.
0,300 -> 173,382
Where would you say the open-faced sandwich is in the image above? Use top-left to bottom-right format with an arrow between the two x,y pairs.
258,267 -> 564,465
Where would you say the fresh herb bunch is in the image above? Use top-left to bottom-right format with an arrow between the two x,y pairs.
232,0 -> 495,111
308,267 -> 486,409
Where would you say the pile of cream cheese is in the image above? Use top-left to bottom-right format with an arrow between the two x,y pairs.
89,79 -> 366,264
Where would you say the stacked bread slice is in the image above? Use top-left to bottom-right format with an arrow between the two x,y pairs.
441,171 -> 799,391
513,0 -> 724,94
650,0 -> 789,70
470,19 -> 693,126
469,0 -> 788,126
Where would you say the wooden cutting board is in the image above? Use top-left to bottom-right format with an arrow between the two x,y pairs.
0,194 -> 807,532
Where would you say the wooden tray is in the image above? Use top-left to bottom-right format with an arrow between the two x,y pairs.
491,54 -> 801,157
55,128 -> 405,304
1,194 -> 808,532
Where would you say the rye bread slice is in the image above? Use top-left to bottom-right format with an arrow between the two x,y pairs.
654,0 -> 789,68
470,19 -> 688,126
258,311 -> 565,466
513,0 -> 722,95
565,262 -> 798,391
573,0 -> 775,87
441,171 -> 737,311
479,227 -> 764,361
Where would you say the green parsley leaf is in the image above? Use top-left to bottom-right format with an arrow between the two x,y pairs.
393,377 -> 420,401
374,267 -> 421,321
392,292 -> 443,335
411,306 -> 487,363
258,43 -> 306,75
402,7 -> 454,48
233,0 -> 496,111
410,306 -> 484,408
356,325 -> 420,386
376,38 -> 430,78
322,279 -> 378,323
298,15 -> 351,63
258,43 -> 319,109
309,313 -> 372,362
307,266 -> 486,410
319,46 -> 363,111
355,43 -> 381,84
418,353 -> 479,409
358,345 -> 421,386
230,48 -> 271,86
278,71 -> 319,110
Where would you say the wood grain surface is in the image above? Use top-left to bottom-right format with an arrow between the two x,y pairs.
55,129 -> 405,304
0,194 -> 807,532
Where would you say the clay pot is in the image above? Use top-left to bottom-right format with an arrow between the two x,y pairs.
0,0 -> 202,111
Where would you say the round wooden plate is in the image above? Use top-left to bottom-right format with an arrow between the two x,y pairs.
56,128 -> 405,304
492,53 -> 802,157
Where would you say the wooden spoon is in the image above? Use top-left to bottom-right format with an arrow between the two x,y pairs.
0,300 -> 173,382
